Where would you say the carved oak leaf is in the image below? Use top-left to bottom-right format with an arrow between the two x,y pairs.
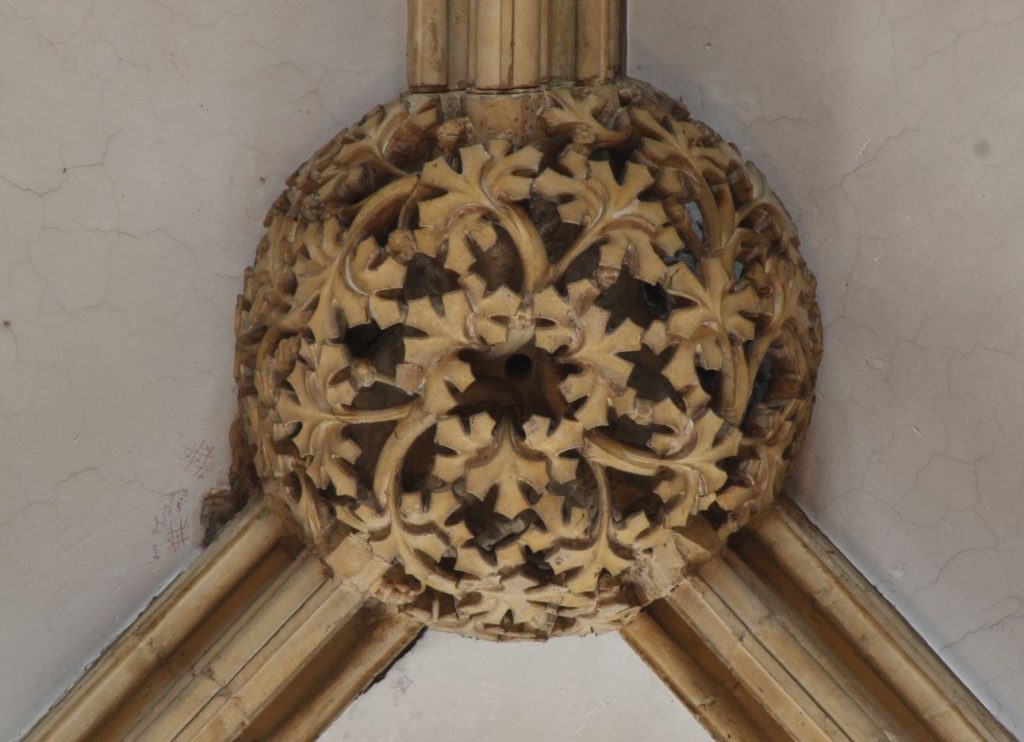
634,113 -> 723,239
522,415 -> 584,484
539,464 -> 633,594
339,236 -> 407,328
409,216 -> 500,277
631,107 -> 751,257
397,488 -> 464,563
542,89 -> 631,147
585,403 -> 738,500
434,414 -> 496,485
419,141 -> 547,289
405,354 -> 473,417
403,290 -> 474,367
275,342 -> 352,453
668,254 -> 760,338
277,341 -> 412,435
463,274 -> 528,348
550,536 -> 633,594
453,546 -> 504,581
571,304 -> 643,390
613,510 -> 667,553
420,141 -> 541,221
527,491 -> 591,552
304,177 -> 417,343
436,416 -> 549,520
433,528 -> 525,581
467,431 -> 548,520
743,256 -> 815,389
645,398 -> 695,457
276,219 -> 345,334
306,98 -> 440,203
667,410 -> 738,493
420,356 -> 476,417
532,280 -> 596,353
275,340 -> 410,506
560,367 -> 637,430
534,280 -> 640,387
535,152 -> 674,283
535,284 -> 642,430
631,106 -> 735,174
450,220 -> 498,275
455,594 -> 510,628
662,259 -> 761,423
645,337 -> 709,413
399,487 -> 464,532
598,223 -> 682,285
460,591 -> 553,634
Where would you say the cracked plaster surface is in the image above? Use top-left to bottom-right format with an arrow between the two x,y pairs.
632,0 -> 1024,731
0,2 -> 709,739
0,1 -> 406,737
4,0 -> 1024,737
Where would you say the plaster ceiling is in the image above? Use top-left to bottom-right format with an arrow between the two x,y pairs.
1,0 -> 1023,738
321,632 -> 713,742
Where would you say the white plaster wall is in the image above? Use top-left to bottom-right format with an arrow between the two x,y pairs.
323,632 -> 712,742
3,0 -> 1024,738
0,1 -> 406,737
630,0 -> 1024,731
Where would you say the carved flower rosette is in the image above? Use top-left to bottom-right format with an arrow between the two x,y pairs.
234,81 -> 823,639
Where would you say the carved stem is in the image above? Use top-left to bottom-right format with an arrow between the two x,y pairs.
497,204 -> 549,292
342,177 -> 419,296
550,209 -> 655,283
374,402 -> 462,594
584,431 -> 660,476
407,0 -> 626,91
329,403 -> 418,425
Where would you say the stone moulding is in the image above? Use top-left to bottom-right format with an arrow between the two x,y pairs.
24,501 -> 422,742
623,499 -> 1011,741
24,496 -> 1010,741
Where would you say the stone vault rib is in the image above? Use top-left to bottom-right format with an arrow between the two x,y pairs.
23,502 -> 422,742
24,496 -> 1010,741
622,498 -> 1011,741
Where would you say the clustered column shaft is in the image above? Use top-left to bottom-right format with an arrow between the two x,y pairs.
408,0 -> 625,91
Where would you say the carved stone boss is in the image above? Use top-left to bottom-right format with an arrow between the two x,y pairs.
25,4 -> 1013,741
234,0 -> 823,641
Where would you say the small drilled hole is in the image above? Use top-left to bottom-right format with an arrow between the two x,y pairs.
504,354 -> 534,382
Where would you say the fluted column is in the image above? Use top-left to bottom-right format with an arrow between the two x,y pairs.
407,0 -> 625,91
